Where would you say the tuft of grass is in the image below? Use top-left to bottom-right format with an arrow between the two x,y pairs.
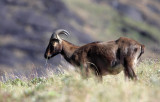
0,60 -> 160,102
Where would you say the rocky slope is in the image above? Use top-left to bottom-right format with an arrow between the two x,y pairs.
0,0 -> 160,75
0,0 -> 93,74
64,0 -> 160,57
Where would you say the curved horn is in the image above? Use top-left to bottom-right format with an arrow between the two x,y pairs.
54,29 -> 70,41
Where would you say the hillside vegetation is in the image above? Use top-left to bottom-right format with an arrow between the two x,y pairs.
0,60 -> 160,102
0,1 -> 160,101
63,0 -> 160,58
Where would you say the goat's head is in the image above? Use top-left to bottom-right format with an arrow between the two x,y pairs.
44,29 -> 70,59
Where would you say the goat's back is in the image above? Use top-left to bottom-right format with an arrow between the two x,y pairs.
71,41 -> 118,67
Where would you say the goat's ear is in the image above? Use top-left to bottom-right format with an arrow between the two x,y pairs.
50,34 -> 55,40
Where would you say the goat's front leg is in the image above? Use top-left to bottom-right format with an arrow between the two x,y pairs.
123,58 -> 137,80
96,74 -> 102,82
89,64 -> 103,82
79,63 -> 89,79
82,62 -> 103,82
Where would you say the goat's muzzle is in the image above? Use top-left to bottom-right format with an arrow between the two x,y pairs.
44,52 -> 52,59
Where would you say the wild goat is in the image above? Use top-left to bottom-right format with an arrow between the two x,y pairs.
44,29 -> 145,81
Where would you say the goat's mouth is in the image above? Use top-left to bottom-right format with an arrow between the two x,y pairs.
44,54 -> 52,59
44,51 -> 60,59
44,53 -> 59,59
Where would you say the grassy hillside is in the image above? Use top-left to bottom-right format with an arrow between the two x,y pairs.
0,1 -> 160,101
63,0 -> 160,58
0,60 -> 160,102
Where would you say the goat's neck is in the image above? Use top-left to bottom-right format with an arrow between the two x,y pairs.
61,40 -> 79,63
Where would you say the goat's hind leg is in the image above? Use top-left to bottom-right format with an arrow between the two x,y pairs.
123,58 -> 137,80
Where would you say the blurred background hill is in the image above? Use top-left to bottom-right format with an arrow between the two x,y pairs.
0,0 -> 160,76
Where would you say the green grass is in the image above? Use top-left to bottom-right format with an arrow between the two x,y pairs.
0,60 -> 160,102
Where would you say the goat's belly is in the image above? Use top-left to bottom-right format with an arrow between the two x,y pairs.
101,64 -> 124,76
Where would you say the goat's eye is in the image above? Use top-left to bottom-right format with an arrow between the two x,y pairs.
52,42 -> 58,47
134,48 -> 138,52
51,41 -> 55,45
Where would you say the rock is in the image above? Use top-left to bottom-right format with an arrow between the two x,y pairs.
147,4 -> 160,14
0,0 -> 93,73
110,1 -> 144,22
